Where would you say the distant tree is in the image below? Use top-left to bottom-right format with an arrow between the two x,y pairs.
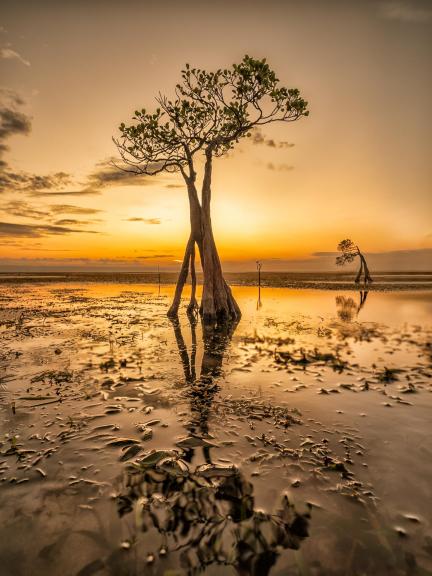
114,55 -> 309,324
336,239 -> 373,284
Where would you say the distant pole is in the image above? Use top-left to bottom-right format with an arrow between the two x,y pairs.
256,260 -> 262,308
157,264 -> 161,296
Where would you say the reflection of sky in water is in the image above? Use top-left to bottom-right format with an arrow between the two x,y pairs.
6,282 -> 430,326
0,283 -> 431,576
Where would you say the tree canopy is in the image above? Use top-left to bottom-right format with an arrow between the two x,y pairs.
336,239 -> 359,266
114,55 -> 309,180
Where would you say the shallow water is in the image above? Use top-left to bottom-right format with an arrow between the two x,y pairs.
0,283 -> 431,576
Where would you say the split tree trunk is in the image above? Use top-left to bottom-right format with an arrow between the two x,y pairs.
358,252 -> 373,284
167,153 -> 241,325
360,253 -> 373,283
354,257 -> 363,284
354,249 -> 373,285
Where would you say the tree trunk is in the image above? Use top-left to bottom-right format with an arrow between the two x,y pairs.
355,253 -> 363,284
186,242 -> 199,317
167,180 -> 202,318
168,156 -> 241,325
200,152 -> 241,325
360,253 -> 373,283
167,234 -> 194,318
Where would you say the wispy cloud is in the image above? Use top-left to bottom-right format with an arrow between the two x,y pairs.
136,254 -> 174,259
0,47 -> 30,67
31,187 -> 99,197
124,217 -> 161,224
0,201 -> 104,231
26,159 -> 156,197
0,257 -> 179,271
0,92 -> 80,201
0,200 -> 49,219
266,162 -> 294,171
252,128 -> 295,149
87,158 -> 155,189
0,91 -> 155,196
0,92 -> 32,169
0,107 -> 31,140
49,204 -> 103,215
0,89 -> 25,107
52,218 -> 98,226
380,1 -> 432,22
0,221 -> 100,238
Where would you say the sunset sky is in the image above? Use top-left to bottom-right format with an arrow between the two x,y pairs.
0,0 -> 431,271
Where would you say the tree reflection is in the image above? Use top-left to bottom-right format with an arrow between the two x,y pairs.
336,290 -> 369,321
116,317 -> 310,575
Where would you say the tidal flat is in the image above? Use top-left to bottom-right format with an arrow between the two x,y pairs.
0,282 -> 431,576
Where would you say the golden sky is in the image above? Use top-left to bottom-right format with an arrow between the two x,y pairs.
0,0 -> 431,271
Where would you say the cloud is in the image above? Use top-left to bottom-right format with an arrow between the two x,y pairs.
0,239 -> 77,252
31,188 -> 100,197
124,217 -> 161,224
0,257 -> 178,272
266,162 -> 294,171
311,251 -> 337,257
0,47 -> 30,67
0,93 -> 78,200
49,204 -> 103,215
0,89 -> 25,107
0,221 -> 99,238
27,158 -> 157,197
136,254 -> 174,259
0,201 -> 104,232
0,107 -> 31,140
252,129 -> 295,149
53,219 -> 97,226
0,94 -> 32,169
0,92 -> 158,196
0,169 -> 77,195
380,1 -> 432,22
87,159 -> 154,189
0,89 -> 159,200
0,200 -> 50,219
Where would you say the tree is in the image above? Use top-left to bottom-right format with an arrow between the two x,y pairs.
114,55 -> 309,325
336,239 -> 373,284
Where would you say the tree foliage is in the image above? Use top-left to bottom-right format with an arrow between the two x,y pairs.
336,238 -> 359,266
114,55 -> 309,178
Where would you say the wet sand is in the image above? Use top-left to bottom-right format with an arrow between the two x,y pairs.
0,283 -> 431,576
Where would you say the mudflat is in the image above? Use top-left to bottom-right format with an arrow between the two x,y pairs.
0,281 -> 431,576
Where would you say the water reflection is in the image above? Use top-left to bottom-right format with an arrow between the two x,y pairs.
336,290 -> 369,321
117,319 -> 310,575
257,291 -> 262,310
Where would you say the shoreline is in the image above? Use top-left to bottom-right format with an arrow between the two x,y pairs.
0,273 -> 431,292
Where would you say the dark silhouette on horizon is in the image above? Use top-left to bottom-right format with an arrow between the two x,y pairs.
336,239 -> 373,284
114,55 -> 309,325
